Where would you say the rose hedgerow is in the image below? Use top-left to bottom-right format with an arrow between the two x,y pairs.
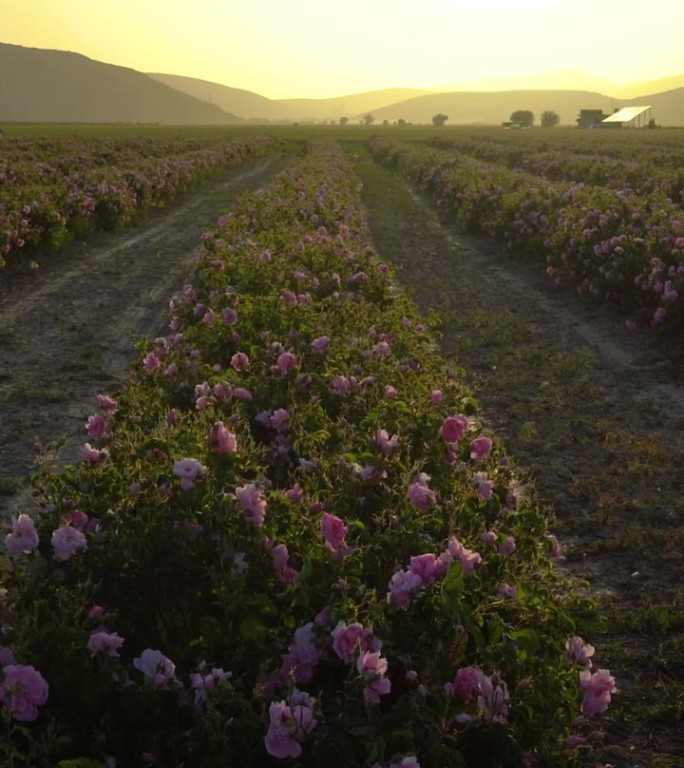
368,136 -> 684,331
0,134 -> 277,269
1,140 -> 606,767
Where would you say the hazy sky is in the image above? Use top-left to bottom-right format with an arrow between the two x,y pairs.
2,0 -> 683,98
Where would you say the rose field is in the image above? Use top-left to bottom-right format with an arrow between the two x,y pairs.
1,126 -> 683,767
367,131 -> 684,332
0,132 -> 276,268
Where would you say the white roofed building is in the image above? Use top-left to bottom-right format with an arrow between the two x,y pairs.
601,106 -> 652,127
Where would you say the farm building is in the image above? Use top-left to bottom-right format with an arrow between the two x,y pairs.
577,109 -> 609,128
601,105 -> 652,127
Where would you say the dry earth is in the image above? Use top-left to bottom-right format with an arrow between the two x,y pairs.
353,150 -> 684,767
0,152 -> 292,518
1,144 -> 683,765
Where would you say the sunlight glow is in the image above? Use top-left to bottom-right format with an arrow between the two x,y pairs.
0,0 -> 682,98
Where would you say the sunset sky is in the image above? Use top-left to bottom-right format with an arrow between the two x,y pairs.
1,0 -> 682,99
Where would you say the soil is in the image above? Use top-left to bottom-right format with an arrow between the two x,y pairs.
0,153 -> 292,518
1,143 -> 683,765
352,150 -> 684,767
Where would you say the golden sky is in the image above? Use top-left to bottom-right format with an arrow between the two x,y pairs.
1,0 -> 683,98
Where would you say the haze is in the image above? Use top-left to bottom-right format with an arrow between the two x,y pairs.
2,0 -> 683,99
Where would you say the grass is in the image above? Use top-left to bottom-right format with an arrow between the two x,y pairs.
348,141 -> 684,767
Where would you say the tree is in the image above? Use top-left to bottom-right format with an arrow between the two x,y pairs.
432,113 -> 449,127
541,110 -> 559,128
510,110 -> 534,127
362,113 -> 375,126
397,118 -> 407,127
339,116 -> 349,126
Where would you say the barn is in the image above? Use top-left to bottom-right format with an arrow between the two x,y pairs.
601,105 -> 653,128
577,109 -> 609,129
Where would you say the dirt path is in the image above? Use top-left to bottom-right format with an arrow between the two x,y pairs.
352,149 -> 684,767
0,153 -> 292,518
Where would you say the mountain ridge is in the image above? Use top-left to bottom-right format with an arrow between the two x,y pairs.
2,42 -> 683,126
0,43 -> 241,124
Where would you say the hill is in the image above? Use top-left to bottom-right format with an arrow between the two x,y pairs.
364,90 -> 609,126
275,89 -> 433,122
149,74 -> 432,122
435,68 -> 684,100
147,73 -> 286,121
0,43 -> 241,124
364,88 -> 684,126
626,86 -> 684,126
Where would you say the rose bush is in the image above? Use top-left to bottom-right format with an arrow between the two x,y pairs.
0,134 -> 277,268
1,140 -> 608,767
368,136 -> 684,331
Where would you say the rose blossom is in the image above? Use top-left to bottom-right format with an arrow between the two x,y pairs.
0,664 -> 49,722
85,413 -> 109,439
81,443 -> 109,465
190,666 -> 232,705
498,536 -> 516,557
387,569 -> 422,609
271,543 -> 299,584
230,352 -> 250,371
4,514 -> 39,556
264,691 -> 317,759
311,335 -> 330,353
407,473 -> 436,512
580,669 -> 616,716
274,351 -> 297,376
51,526 -> 87,561
376,428 -> 399,454
143,352 -> 161,374
133,649 -> 176,687
280,624 -> 321,683
441,414 -> 469,443
470,436 -> 493,460
321,513 -> 350,558
235,483 -> 267,526
441,536 -> 482,574
331,621 -> 381,663
87,628 -> 125,658
356,651 -> 391,704
96,394 -> 118,412
173,458 -> 205,490
452,666 -> 483,701
565,636 -> 595,668
209,421 -> 238,454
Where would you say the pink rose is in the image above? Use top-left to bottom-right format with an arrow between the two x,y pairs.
321,513 -> 349,557
310,336 -> 330,353
85,413 -> 109,439
4,514 -> 39,556
470,436 -> 493,460
236,483 -> 267,526
51,526 -> 87,561
580,669 -> 616,716
0,664 -> 49,722
209,422 -> 238,454
173,458 -> 205,490
81,443 -> 109,465
407,474 -> 436,512
441,415 -> 469,443
133,649 -> 176,687
230,352 -> 250,371
87,629 -> 125,658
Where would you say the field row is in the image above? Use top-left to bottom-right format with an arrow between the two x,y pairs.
429,126 -> 684,165
369,136 -> 684,330
428,134 -> 684,201
0,134 -> 277,268
1,140 -> 608,767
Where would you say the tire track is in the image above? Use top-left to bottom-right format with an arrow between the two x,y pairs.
0,153 -> 292,518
